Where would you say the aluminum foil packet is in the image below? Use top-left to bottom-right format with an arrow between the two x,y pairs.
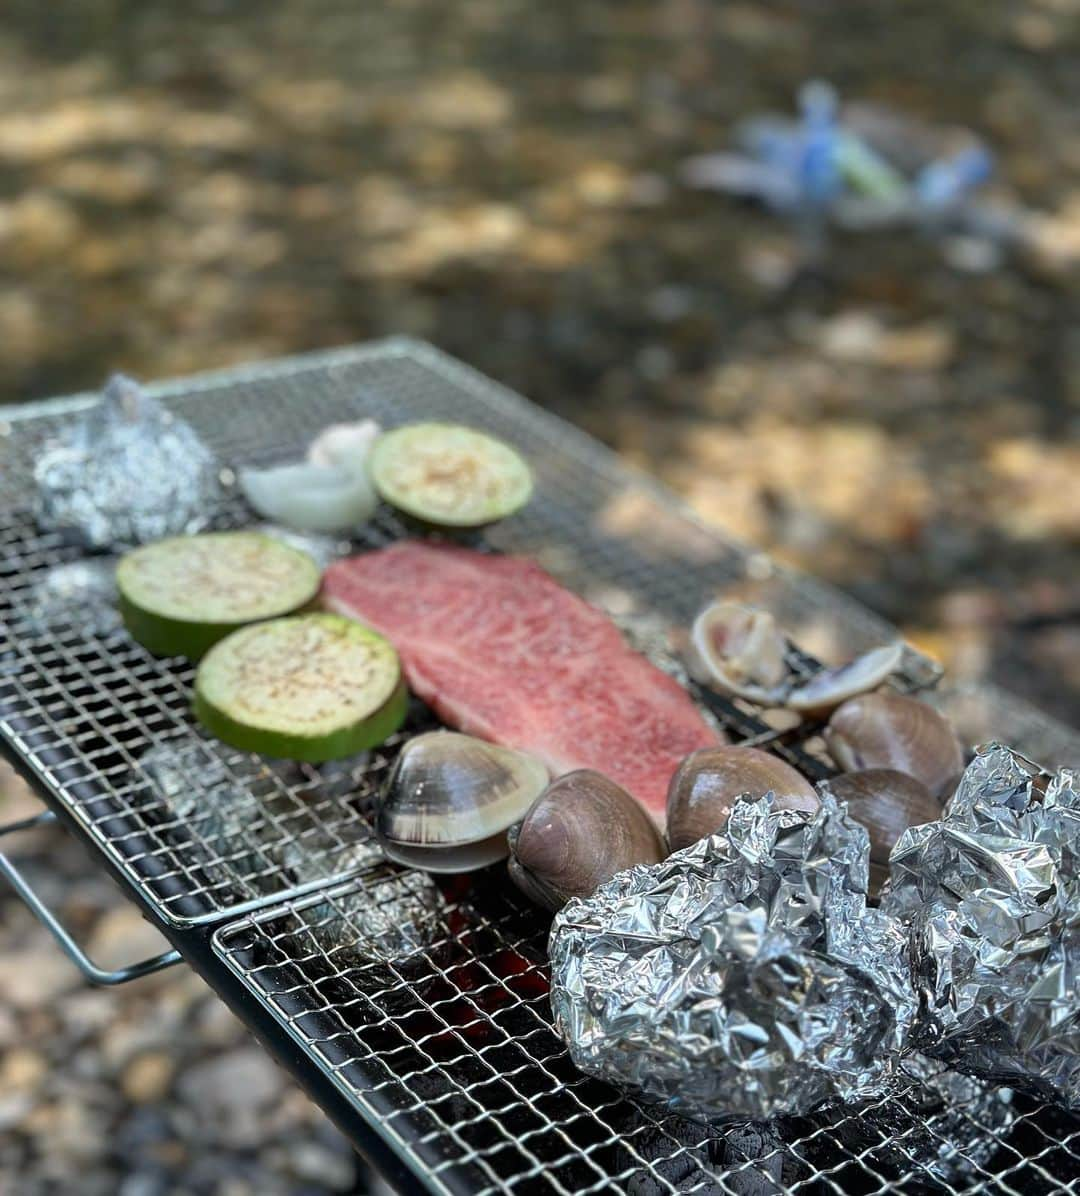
549,794 -> 917,1123
35,373 -> 219,549
884,742 -> 1080,1106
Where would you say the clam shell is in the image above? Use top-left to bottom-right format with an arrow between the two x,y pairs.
826,768 -> 941,893
665,745 -> 818,852
689,601 -> 789,704
507,770 -> 665,911
786,641 -> 904,715
824,693 -> 964,800
690,600 -> 904,716
377,731 -> 548,872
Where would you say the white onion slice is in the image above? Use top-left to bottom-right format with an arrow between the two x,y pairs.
239,462 -> 377,533
307,419 -> 381,472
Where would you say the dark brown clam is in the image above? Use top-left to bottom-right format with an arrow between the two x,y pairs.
507,770 -> 665,912
665,745 -> 818,853
824,693 -> 964,800
827,768 -> 941,892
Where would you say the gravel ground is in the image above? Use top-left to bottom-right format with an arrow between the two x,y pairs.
0,765 -> 373,1196
1,2 -> 1078,1192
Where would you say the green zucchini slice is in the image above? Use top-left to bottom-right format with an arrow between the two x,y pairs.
193,613 -> 407,762
369,422 -> 533,529
117,531 -> 321,659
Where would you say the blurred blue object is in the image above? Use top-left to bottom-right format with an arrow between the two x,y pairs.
915,144 -> 995,211
797,80 -> 842,207
679,81 -> 1012,269
729,81 -> 843,212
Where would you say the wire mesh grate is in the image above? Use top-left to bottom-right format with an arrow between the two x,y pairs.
213,868 -> 1080,1196
3,341 -> 1080,1192
0,339 -> 941,926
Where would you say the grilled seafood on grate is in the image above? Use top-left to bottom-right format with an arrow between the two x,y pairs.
550,794 -> 918,1122
688,598 -> 903,714
507,769 -> 666,911
822,768 -> 941,893
665,745 -> 819,853
825,691 -> 964,799
376,731 -> 548,872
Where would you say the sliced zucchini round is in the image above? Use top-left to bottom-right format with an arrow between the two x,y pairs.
193,613 -> 407,762
369,422 -> 533,529
117,531 -> 321,659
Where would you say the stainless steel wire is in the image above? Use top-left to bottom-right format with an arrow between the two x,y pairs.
3,340 -> 1079,1192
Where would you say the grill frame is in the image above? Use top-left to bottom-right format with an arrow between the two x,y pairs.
2,339 -> 1079,1195
209,872 -> 1080,1196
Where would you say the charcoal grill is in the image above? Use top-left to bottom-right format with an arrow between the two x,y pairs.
2,339 -> 1079,1195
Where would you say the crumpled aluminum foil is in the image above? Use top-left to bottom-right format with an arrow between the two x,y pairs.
35,373 -> 219,549
883,742 -> 1080,1106
549,793 -> 917,1122
295,870 -> 446,965
22,559 -> 122,636
139,738 -> 264,898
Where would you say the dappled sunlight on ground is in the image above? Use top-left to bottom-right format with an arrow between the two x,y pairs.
1,6 -> 1079,1191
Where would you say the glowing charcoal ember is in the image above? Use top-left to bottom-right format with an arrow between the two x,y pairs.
34,374 -> 219,549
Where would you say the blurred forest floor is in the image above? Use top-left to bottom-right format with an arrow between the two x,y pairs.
1,0 -> 1078,722
0,2 -> 1078,1192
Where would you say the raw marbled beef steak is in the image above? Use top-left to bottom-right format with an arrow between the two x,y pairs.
322,542 -> 720,819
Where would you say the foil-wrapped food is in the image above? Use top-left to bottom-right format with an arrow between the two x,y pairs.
550,794 -> 916,1122
884,742 -> 1080,1106
35,373 -> 219,549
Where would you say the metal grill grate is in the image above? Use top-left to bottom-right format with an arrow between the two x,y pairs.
0,340 -> 940,926
213,870 -> 1080,1196
3,340 -> 1080,1192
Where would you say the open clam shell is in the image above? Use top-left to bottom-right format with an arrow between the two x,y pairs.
688,599 -> 903,715
786,641 -> 904,715
376,731 -> 548,872
507,770 -> 666,911
665,745 -> 818,852
688,601 -> 789,705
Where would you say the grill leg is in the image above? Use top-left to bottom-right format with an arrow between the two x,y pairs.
0,808 -> 182,985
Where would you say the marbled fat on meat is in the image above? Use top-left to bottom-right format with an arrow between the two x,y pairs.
322,542 -> 721,819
